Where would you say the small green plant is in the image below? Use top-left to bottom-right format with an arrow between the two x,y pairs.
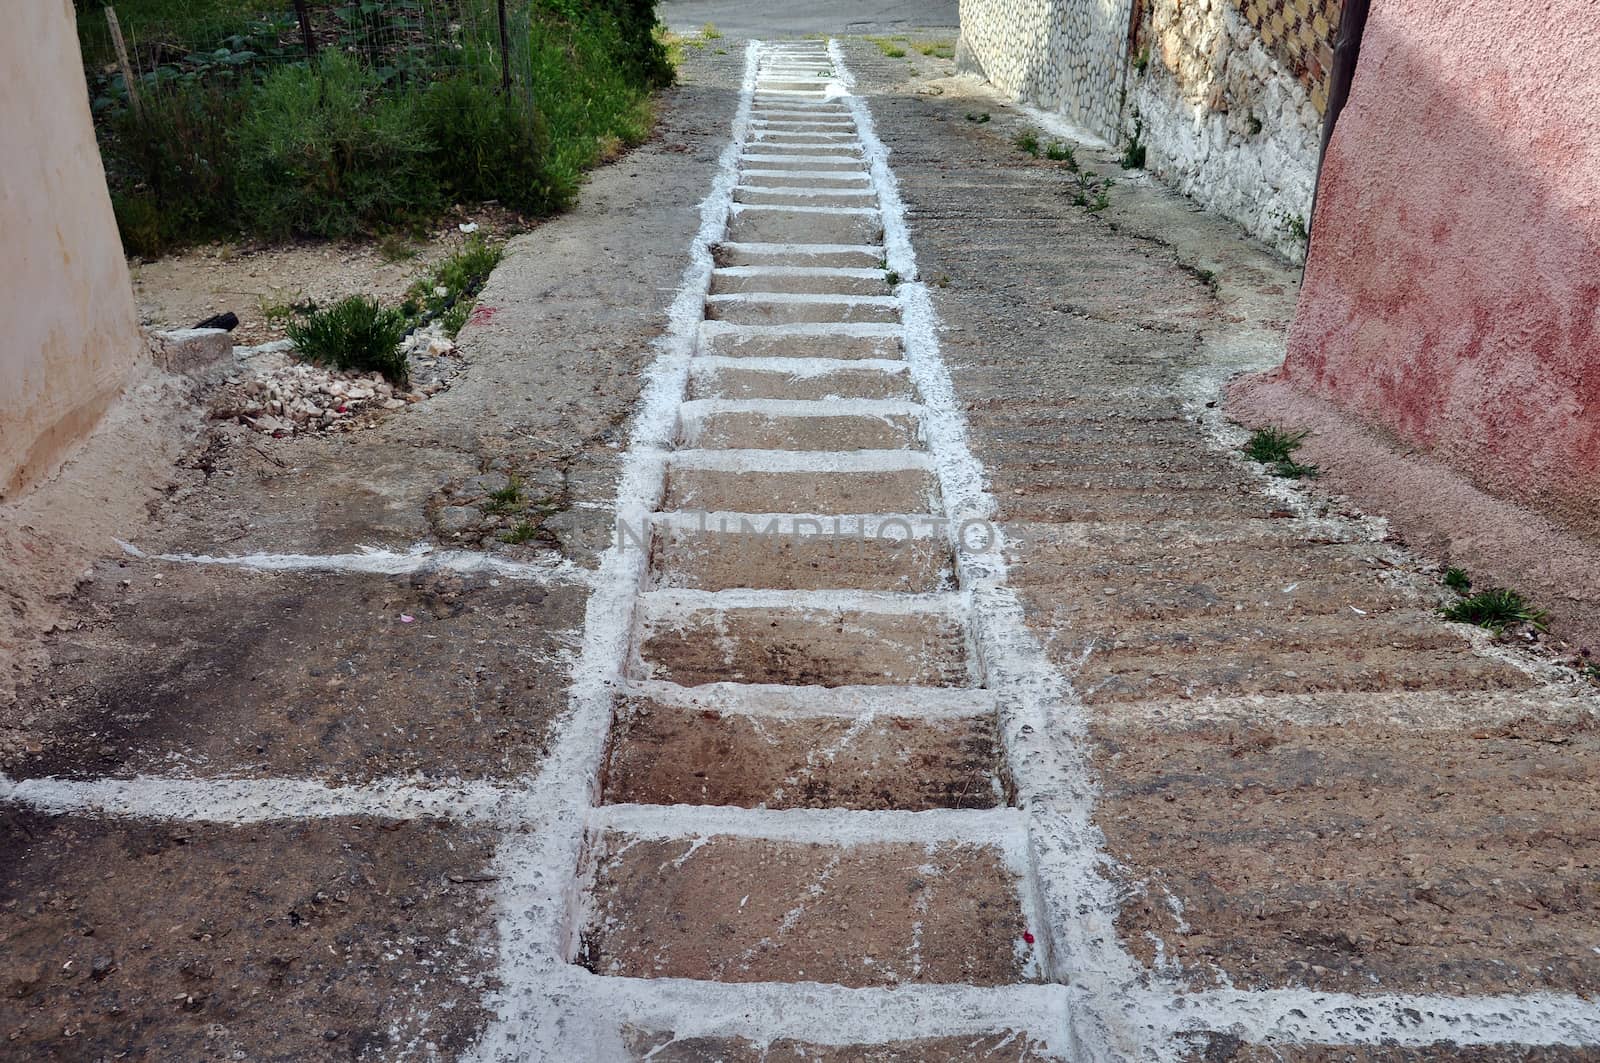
1071,171 -> 1112,212
1443,567 -> 1473,594
1241,426 -> 1319,479
915,40 -> 955,58
700,21 -> 722,39
1120,116 -> 1147,170
287,296 -> 410,386
408,235 -> 503,337
500,521 -> 541,545
867,36 -> 908,58
965,111 -> 992,124
1578,660 -> 1600,685
1132,46 -> 1150,75
1282,214 -> 1311,245
1015,131 -> 1041,156
884,270 -> 900,286
1247,114 -> 1263,135
1044,141 -> 1077,166
484,479 -> 523,513
1440,588 -> 1549,634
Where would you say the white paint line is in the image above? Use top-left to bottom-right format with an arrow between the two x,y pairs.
467,39 -> 764,1063
576,973 -> 1071,1055
120,540 -> 590,586
621,678 -> 996,720
714,265 -> 883,279
834,37 -> 1143,1059
717,241 -> 882,256
701,320 -> 902,338
677,398 -> 923,420
594,802 -> 1025,855
736,185 -> 877,198
0,773 -> 530,825
729,203 -> 881,218
739,153 -> 864,166
665,447 -> 932,473
636,587 -> 960,616
738,169 -> 872,181
1161,988 -> 1600,1048
707,291 -> 898,307
690,355 -> 910,376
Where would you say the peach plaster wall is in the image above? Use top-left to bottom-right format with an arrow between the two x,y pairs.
1270,0 -> 1600,542
0,0 -> 145,500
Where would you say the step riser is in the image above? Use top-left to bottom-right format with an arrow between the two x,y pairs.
699,329 -> 903,360
734,189 -> 879,209
713,244 -> 884,269
709,272 -> 889,297
727,209 -> 883,245
706,298 -> 900,326
662,467 -> 937,515
679,410 -> 921,450
650,521 -> 952,592
687,364 -> 916,402
632,604 -> 971,687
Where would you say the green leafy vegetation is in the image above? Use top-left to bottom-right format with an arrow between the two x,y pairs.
87,0 -> 673,256
405,235 -> 504,338
1071,171 -> 1112,213
1014,131 -> 1041,157
1044,141 -> 1076,166
286,295 -> 411,386
1120,115 -> 1147,170
484,479 -> 523,512
915,40 -> 954,58
1241,426 -> 1319,479
964,111 -> 991,124
867,36 -> 907,58
700,21 -> 721,38
500,521 -> 541,544
1283,213 -> 1311,245
1443,567 -> 1473,594
1440,588 -> 1549,634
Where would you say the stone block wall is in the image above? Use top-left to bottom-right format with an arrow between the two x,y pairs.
956,0 -> 1133,143
958,0 -> 1343,260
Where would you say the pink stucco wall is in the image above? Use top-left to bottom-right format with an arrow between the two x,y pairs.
1276,0 -> 1600,542
0,0 -> 145,500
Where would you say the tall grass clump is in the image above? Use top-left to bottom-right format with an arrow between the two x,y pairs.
286,295 -> 411,385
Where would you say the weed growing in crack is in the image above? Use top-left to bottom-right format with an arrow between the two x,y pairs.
884,270 -> 901,287
1441,588 -> 1549,634
1044,141 -> 1077,166
915,40 -> 955,58
1132,46 -> 1150,74
287,296 -> 410,386
1443,567 -> 1473,594
1070,171 -> 1112,213
700,22 -> 722,39
868,36 -> 908,58
1242,426 -> 1319,479
500,521 -> 541,545
1120,115 -> 1147,170
1282,213 -> 1311,246
965,111 -> 991,124
484,479 -> 523,513
408,234 -> 504,338
1014,131 -> 1042,156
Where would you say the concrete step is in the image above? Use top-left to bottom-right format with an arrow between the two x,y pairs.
727,204 -> 883,245
677,399 -> 923,450
714,242 -> 884,269
602,687 -> 1002,809
705,293 -> 900,326
648,511 -> 953,592
734,186 -> 879,209
662,450 -> 939,514
621,1029 -> 1062,1061
687,357 -> 916,403
709,266 -> 890,297
629,590 -> 972,688
738,154 -> 865,173
740,171 -> 872,191
698,322 -> 903,360
580,827 -> 1031,985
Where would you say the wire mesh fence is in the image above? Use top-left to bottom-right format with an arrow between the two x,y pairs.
80,1 -> 540,118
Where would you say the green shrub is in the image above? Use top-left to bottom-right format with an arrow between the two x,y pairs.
408,235 -> 504,336
418,72 -> 565,215
287,295 -> 411,386
234,53 -> 440,240
1440,588 -> 1549,634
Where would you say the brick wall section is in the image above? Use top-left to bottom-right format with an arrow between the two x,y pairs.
1234,0 -> 1343,112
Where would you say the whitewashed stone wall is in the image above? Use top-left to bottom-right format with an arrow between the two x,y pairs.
956,0 -> 1133,142
958,0 -> 1323,262
1129,0 -> 1319,261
